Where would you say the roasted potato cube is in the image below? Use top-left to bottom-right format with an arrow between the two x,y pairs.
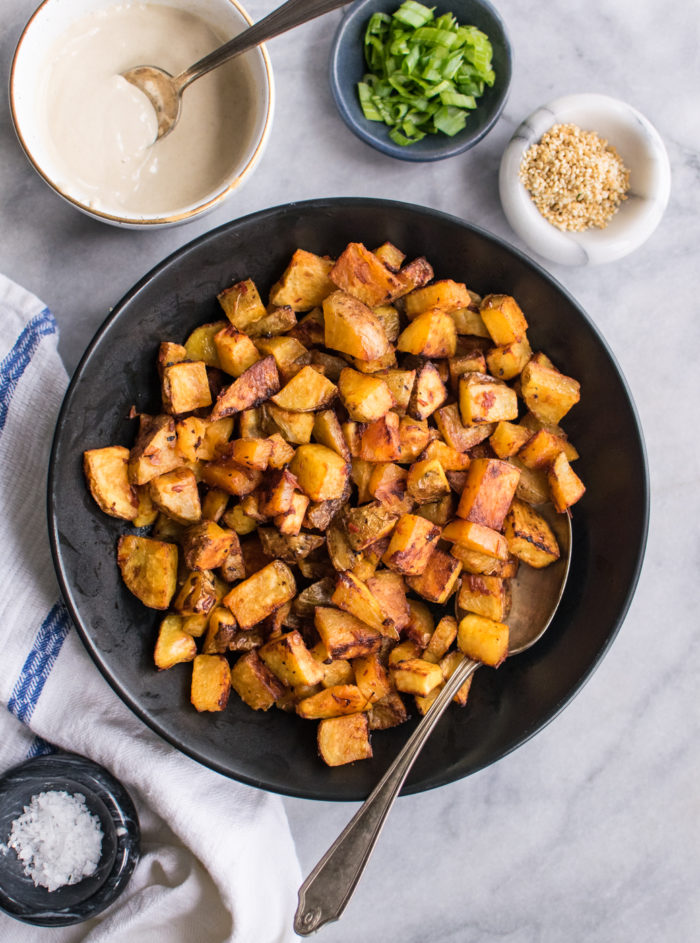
230,650 -> 286,710
133,485 -> 159,527
181,521 -> 236,570
457,613 -> 509,667
338,368 -> 395,422
201,606 -> 238,654
420,440 -> 471,472
366,570 -> 411,632
450,544 -> 519,577
382,513 -> 441,575
191,654 -> 231,712
149,467 -> 201,524
486,336 -> 533,381
157,341 -> 187,377
223,559 -> 296,629
517,429 -> 564,469
489,421 -> 532,459
407,458 -> 451,504
161,361 -> 212,415
376,368 -> 416,414
266,432 -> 296,468
393,256 -> 434,298
255,335 -> 310,382
128,414 -> 183,486
448,351 -> 487,392
441,519 -> 509,559
434,404 -> 494,453
404,598 -> 435,648
289,307 -> 325,348
200,457 -> 263,498
456,458 -> 521,531
353,654 -> 392,704
176,416 -> 234,463
184,322 -> 226,367
423,615 -> 458,663
503,499 -> 560,568
210,356 -> 280,420
84,446 -> 137,520
258,630 -> 324,687
289,444 -> 350,501
329,242 -> 404,307
405,549 -> 462,604
238,407 -> 264,439
407,362 -> 448,420
327,521 -> 359,572
548,451 -> 586,512
229,437 -> 272,471
372,304 -> 401,344
343,501 -> 399,551
459,372 -> 518,426
391,658 -> 444,696
450,306 -> 490,337
388,640 -> 422,666
297,684 -> 370,719
213,326 -> 261,378
458,574 -> 512,622
368,462 -> 409,511
404,279 -> 471,319
323,290 -> 389,362
154,614 -> 197,669
331,571 -> 394,636
520,359 -> 581,424
269,249 -> 336,310
245,305 -> 296,339
270,364 -> 337,412
222,503 -> 258,536
480,294 -> 528,345
173,569 -> 218,616
415,494 -> 457,527
358,412 -> 402,462
368,689 -> 409,730
217,278 -> 266,331
321,659 -> 355,688
265,403 -> 315,444
314,606 -> 383,659
312,409 -> 351,460
274,491 -> 310,536
396,416 -> 432,462
373,241 -> 405,271
397,310 -> 457,358
318,713 -> 373,766
258,528 -> 324,563
439,650 -> 473,705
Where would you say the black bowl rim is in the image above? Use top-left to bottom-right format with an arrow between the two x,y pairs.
329,0 -> 513,162
47,197 -> 649,800
0,752 -> 140,926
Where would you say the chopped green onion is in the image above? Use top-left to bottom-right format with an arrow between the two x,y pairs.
356,1 -> 495,145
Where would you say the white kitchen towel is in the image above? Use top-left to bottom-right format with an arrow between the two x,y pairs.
0,274 -> 302,943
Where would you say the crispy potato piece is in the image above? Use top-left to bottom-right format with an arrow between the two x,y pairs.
230,437 -> 273,470
511,458 -> 550,506
181,521 -> 236,570
457,613 -> 509,667
377,368 -> 416,414
84,446 -> 137,521
366,570 -> 411,632
391,658 -> 443,696
388,640 -> 422,666
480,294 -> 528,345
323,290 -> 389,362
373,241 -> 405,271
149,467 -> 201,524
245,306 -> 297,339
459,372 -> 518,426
441,519 -> 509,559
407,458 -> 451,505
520,359 -> 581,424
289,307 -> 325,347
397,416 -> 432,462
128,414 -> 183,486
266,432 -> 296,468
176,416 -> 234,463
518,429 -> 567,469
184,322 -> 226,367
489,421 -> 532,459
238,407 -> 264,439
382,513 -> 441,575
210,356 -> 280,420
223,559 -> 296,629
440,650 -> 474,705
191,654 -> 231,712
214,325 -> 261,378
434,404 -> 494,453
270,364 -> 337,412
423,615 -> 458,663
368,462 -> 410,511
450,544 -> 519,577
201,606 -> 238,654
230,650 -> 286,710
358,412 -> 402,462
173,569 -> 219,616
338,368 -> 395,422
290,444 -> 350,502
415,494 -> 457,527
503,499 -> 560,568
458,574 -> 512,622
297,684 -> 370,719
259,630 -> 324,686
331,571 -> 395,637
219,529 -> 245,581
265,403 -> 315,444
405,549 -> 462,604
157,341 -> 187,378
154,614 -> 197,669
161,361 -> 212,415
269,249 -> 336,310
372,304 -> 401,344
404,279 -> 471,319
200,457 -> 263,498
255,335 -> 310,382
408,362 -> 448,420
274,491 -> 310,536
548,451 -> 585,512
448,350 -> 487,392
450,306 -> 490,337
118,535 -> 178,609
217,278 -> 266,331
420,440 -> 471,472
327,521 -> 359,572
258,528 -> 324,562
222,503 -> 258,535
329,242 -> 404,307
312,409 -> 351,460
486,336 -> 533,381
353,653 -> 392,704
397,310 -> 457,358
405,598 -> 435,648
314,607 -> 383,659
318,713 -> 373,766
456,458 -> 521,531
343,501 -> 399,551
368,689 -> 409,730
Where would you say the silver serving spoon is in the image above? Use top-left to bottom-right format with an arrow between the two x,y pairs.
122,0 -> 353,141
295,509 -> 572,935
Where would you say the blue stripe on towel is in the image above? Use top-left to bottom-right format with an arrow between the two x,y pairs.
26,736 -> 57,759
7,601 -> 71,723
0,307 -> 56,437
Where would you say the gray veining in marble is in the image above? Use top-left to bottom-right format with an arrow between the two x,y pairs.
1,0 -> 699,940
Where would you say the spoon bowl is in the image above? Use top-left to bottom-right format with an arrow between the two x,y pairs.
295,508 -> 572,935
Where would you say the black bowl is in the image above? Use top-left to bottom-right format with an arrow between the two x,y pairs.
48,198 -> 648,801
0,753 -> 139,926
329,0 -> 512,161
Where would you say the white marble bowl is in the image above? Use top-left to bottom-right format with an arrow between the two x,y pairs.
10,0 -> 273,229
499,93 -> 670,265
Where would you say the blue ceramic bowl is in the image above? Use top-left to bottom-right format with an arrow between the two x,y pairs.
329,0 -> 512,161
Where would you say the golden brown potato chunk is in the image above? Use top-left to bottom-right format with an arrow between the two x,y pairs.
214,325 -> 261,377
269,249 -> 336,310
117,535 -> 178,610
161,361 -> 212,415
329,242 -> 404,307
480,294 -> 528,345
181,521 -> 236,571
289,444 -> 350,502
314,607 -> 382,659
408,362 -> 448,420
391,657 -> 444,696
230,650 -> 286,710
217,278 -> 267,331
338,368 -> 395,422
270,365 -> 337,412
223,559 -> 296,629
404,279 -> 471,319
458,574 -> 512,623
191,654 -> 231,712
520,359 -> 581,425
259,629 -> 324,687
456,458 -> 521,531
128,414 -> 183,486
317,713 -> 373,766
548,451 -> 586,512
297,684 -> 370,719
323,290 -> 389,362
210,356 -> 280,421
84,446 -> 137,521
405,549 -> 462,604
397,311 -> 457,358
149,467 -> 202,524
154,614 -> 197,669
382,513 -> 441,576
457,613 -> 509,667
459,372 -> 518,426
504,499 -> 561,568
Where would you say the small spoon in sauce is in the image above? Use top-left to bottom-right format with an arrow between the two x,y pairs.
122,0 -> 354,141
294,508 -> 572,935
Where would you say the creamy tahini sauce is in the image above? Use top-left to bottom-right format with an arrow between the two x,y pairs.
36,3 -> 257,216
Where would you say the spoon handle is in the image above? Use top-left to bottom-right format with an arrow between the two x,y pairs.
294,656 -> 480,935
178,0 -> 353,90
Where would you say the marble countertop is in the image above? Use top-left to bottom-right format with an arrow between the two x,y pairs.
2,0 -> 699,940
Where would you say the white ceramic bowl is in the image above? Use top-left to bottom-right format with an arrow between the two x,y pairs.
10,0 -> 274,229
499,93 -> 671,266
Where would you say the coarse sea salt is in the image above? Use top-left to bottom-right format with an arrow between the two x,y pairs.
3,790 -> 103,892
